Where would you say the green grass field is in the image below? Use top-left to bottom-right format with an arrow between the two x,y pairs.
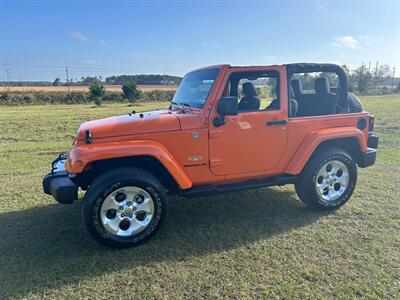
0,95 -> 399,299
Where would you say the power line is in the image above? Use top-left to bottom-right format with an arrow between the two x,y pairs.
0,62 -> 186,73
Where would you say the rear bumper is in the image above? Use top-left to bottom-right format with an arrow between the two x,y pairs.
43,154 -> 78,204
359,134 -> 378,168
358,148 -> 377,168
367,133 -> 379,149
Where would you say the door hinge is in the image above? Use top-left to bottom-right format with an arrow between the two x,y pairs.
209,130 -> 222,139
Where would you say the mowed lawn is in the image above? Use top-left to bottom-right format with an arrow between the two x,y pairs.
0,95 -> 399,299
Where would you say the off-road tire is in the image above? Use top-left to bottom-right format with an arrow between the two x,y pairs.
295,147 -> 357,211
82,167 -> 167,248
347,92 -> 364,112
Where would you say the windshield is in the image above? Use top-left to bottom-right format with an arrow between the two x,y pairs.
172,68 -> 219,109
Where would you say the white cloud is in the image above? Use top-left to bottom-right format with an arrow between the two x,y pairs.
99,39 -> 107,47
82,59 -> 95,64
313,0 -> 328,10
331,35 -> 372,49
331,36 -> 359,49
69,31 -> 88,42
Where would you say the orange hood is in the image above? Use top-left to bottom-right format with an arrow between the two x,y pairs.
76,110 -> 180,141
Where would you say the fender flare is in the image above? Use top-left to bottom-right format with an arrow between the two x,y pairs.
65,140 -> 192,189
285,127 -> 367,175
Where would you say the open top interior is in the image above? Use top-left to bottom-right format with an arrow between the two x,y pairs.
223,70 -> 281,112
286,63 -> 350,118
218,63 -> 351,118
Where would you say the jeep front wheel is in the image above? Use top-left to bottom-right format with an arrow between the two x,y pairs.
82,167 -> 167,248
295,147 -> 357,210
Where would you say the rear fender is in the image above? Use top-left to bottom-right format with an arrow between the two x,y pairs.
285,127 -> 367,175
65,140 -> 192,189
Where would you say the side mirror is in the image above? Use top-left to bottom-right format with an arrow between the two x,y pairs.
217,97 -> 238,116
213,97 -> 238,127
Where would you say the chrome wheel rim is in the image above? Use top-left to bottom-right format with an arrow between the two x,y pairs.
100,186 -> 155,237
315,160 -> 349,205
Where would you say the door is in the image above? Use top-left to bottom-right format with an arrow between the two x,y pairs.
209,67 -> 288,176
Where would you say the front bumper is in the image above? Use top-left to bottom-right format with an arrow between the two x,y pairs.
42,154 -> 78,204
358,134 -> 379,168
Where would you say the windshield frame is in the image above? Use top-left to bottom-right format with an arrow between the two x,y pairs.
171,68 -> 220,109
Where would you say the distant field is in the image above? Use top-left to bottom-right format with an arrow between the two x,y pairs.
0,95 -> 399,299
0,84 -> 177,93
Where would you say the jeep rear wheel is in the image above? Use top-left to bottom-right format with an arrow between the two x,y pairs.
82,167 -> 167,248
295,147 -> 357,210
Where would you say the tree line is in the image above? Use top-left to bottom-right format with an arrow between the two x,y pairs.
293,64 -> 399,95
0,74 -> 182,87
52,74 -> 182,86
105,74 -> 181,85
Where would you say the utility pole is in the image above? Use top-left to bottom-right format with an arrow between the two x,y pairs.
65,66 -> 70,93
392,67 -> 396,89
5,67 -> 12,92
374,61 -> 379,87
368,61 -> 371,72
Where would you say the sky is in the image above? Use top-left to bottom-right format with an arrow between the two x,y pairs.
0,0 -> 399,81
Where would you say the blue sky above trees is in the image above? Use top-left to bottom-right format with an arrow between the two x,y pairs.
0,0 -> 398,81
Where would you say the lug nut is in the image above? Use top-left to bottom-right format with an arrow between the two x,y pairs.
121,213 -> 125,217
126,201 -> 132,206
119,206 -> 124,210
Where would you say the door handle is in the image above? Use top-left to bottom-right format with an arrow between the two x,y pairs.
266,120 -> 287,126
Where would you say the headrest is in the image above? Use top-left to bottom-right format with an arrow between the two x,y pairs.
291,79 -> 303,96
315,77 -> 330,94
242,82 -> 257,96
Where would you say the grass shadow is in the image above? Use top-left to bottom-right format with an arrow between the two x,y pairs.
0,187 -> 327,298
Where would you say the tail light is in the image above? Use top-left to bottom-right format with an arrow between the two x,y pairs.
369,115 -> 375,132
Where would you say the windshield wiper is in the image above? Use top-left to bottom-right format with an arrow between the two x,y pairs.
170,101 -> 191,108
170,101 -> 193,113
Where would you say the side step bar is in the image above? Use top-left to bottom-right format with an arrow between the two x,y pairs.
182,174 -> 297,198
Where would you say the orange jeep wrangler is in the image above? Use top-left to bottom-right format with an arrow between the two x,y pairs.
43,63 -> 378,248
